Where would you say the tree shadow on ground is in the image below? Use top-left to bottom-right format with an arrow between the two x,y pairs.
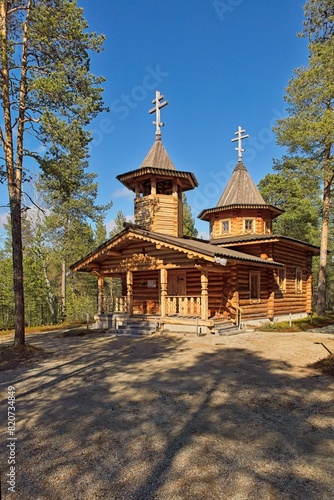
0,332 -> 333,499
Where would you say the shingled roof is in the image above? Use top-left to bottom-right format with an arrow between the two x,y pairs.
217,161 -> 266,206
198,160 -> 283,221
139,137 -> 176,170
70,223 -> 283,273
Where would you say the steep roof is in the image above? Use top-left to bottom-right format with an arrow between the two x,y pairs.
198,160 -> 283,221
139,137 -> 176,170
116,136 -> 198,192
217,161 -> 266,206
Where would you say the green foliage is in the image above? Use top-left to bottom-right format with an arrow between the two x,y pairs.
0,0 -> 108,342
302,0 -> 334,41
258,172 -> 321,244
273,0 -> 334,314
182,194 -> 198,238
254,313 -> 334,332
109,210 -> 128,238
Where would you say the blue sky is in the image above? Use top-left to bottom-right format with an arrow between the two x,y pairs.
0,0 -> 309,239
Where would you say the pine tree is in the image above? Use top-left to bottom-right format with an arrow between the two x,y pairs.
109,210 -> 128,238
258,173 -> 321,244
0,1 -> 106,344
273,0 -> 334,315
182,194 -> 198,238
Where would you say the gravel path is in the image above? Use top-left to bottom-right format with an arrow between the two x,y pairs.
1,327 -> 334,499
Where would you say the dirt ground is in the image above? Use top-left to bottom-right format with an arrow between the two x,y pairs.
0,327 -> 334,500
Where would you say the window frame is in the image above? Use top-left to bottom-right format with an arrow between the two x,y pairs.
295,267 -> 303,294
276,267 -> 286,293
220,218 -> 230,235
244,218 -> 255,234
249,271 -> 261,302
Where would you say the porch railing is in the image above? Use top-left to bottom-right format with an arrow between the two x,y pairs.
100,296 -> 128,314
100,295 -> 202,316
114,296 -> 128,313
166,296 -> 201,316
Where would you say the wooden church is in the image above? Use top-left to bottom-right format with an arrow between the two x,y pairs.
70,91 -> 319,334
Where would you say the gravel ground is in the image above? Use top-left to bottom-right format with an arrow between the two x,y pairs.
0,327 -> 334,499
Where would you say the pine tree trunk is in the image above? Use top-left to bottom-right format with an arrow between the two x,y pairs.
10,195 -> 25,346
316,179 -> 330,316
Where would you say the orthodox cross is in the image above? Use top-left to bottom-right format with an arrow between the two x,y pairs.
149,90 -> 168,138
231,126 -> 249,161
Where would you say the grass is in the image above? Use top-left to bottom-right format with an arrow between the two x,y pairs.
0,321 -> 87,337
254,313 -> 334,332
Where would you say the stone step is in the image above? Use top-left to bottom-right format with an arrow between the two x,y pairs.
108,327 -> 155,336
214,325 -> 245,336
118,321 -> 158,328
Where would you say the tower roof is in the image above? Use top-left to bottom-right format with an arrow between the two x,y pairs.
217,161 -> 266,206
139,137 -> 176,170
117,90 -> 198,192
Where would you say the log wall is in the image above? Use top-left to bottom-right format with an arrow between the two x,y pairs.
210,208 -> 273,239
134,194 -> 182,237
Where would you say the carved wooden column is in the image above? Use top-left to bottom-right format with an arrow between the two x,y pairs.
127,271 -> 133,315
201,269 -> 209,320
160,268 -> 167,317
97,275 -> 105,314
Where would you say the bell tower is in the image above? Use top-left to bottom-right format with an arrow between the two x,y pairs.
116,91 -> 198,237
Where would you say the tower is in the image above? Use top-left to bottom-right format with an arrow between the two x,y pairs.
198,126 -> 283,239
116,91 -> 198,237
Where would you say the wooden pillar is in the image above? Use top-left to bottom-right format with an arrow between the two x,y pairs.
160,268 -> 167,317
127,271 -> 133,315
267,269 -> 275,320
306,256 -> 313,313
97,275 -> 105,314
230,263 -> 239,324
151,177 -> 156,195
201,269 -> 209,320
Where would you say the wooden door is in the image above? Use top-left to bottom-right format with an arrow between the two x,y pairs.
167,270 -> 186,296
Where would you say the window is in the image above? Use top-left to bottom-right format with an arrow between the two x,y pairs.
249,271 -> 261,301
276,268 -> 286,293
264,220 -> 271,234
295,268 -> 302,294
221,219 -> 230,234
244,218 -> 255,233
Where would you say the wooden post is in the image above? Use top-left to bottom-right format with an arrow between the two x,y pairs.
127,271 -> 133,315
306,266 -> 313,314
267,269 -> 275,320
151,177 -> 156,195
97,275 -> 105,314
201,270 -> 208,321
160,268 -> 167,317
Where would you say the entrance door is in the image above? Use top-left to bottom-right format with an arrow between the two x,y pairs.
167,270 -> 186,296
